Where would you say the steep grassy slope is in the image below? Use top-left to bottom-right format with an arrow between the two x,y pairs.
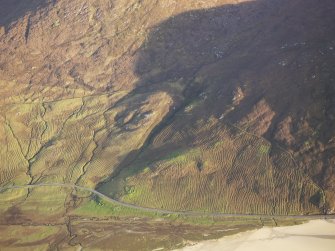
101,118 -> 323,214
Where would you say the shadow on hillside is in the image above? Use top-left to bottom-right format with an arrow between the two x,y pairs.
0,0 -> 53,31
128,0 -> 334,179
99,0 -> 335,200
133,0 -> 335,137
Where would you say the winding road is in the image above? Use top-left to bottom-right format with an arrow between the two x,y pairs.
1,183 -> 335,220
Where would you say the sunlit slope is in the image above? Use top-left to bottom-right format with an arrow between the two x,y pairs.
0,91 -> 172,188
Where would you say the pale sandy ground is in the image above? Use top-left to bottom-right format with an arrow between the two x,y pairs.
175,219 -> 335,251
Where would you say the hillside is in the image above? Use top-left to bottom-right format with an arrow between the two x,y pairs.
0,0 -> 334,249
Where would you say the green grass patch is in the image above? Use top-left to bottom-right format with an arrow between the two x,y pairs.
161,148 -> 201,163
213,140 -> 226,148
259,144 -> 270,154
122,184 -> 148,202
73,196 -> 160,218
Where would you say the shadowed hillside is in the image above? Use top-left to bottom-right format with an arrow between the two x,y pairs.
0,0 -> 54,31
100,0 -> 335,214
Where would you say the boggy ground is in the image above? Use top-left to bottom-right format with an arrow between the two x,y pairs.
1,187 -> 290,250
0,185 -> 322,250
0,216 -> 260,250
